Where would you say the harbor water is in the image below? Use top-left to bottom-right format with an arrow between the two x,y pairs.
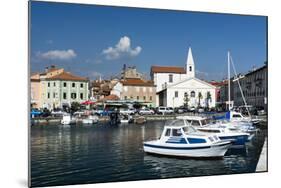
31,121 -> 267,187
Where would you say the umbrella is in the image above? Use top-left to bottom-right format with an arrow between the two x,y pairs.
81,100 -> 95,105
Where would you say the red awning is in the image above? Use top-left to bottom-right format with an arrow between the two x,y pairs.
81,100 -> 95,105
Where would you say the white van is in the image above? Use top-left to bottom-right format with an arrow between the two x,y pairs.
157,107 -> 174,115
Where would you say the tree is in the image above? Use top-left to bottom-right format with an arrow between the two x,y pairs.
183,92 -> 189,108
206,92 -> 212,109
198,92 -> 203,107
71,102 -> 81,113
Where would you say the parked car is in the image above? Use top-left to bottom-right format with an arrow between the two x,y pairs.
188,106 -> 196,112
139,108 -> 154,115
195,107 -> 204,113
120,108 -> 135,115
31,108 -> 42,118
157,107 -> 174,114
51,108 -> 68,116
41,108 -> 51,117
175,106 -> 188,114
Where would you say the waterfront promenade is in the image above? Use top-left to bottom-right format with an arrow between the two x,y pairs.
256,138 -> 268,172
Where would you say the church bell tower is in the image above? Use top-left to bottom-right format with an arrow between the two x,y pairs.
186,47 -> 195,78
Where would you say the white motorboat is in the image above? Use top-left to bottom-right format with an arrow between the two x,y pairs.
177,116 -> 250,146
61,114 -> 76,125
143,120 -> 232,158
82,115 -> 99,124
120,114 -> 133,124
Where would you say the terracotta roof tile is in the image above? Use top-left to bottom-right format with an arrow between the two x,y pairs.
46,71 -> 88,81
98,94 -> 120,102
151,66 -> 186,74
121,78 -> 155,87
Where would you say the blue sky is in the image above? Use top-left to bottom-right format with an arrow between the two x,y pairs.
30,1 -> 267,81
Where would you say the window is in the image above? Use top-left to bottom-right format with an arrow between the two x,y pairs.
150,96 -> 152,101
71,93 -> 77,99
80,83 -> 83,88
137,96 -> 139,100
169,74 -> 173,83
124,96 -> 127,100
191,91 -> 195,97
233,114 -> 242,118
175,91 -> 178,98
143,96 -> 146,100
189,66 -> 192,72
53,93 -> 56,98
80,93 -> 83,100
72,83 -> 75,87
63,82 -> 67,87
63,93 -> 67,99
48,82 -> 50,87
53,82 -> 56,87
191,120 -> 200,126
47,92 -> 50,99
172,129 -> 182,136
165,129 -> 171,136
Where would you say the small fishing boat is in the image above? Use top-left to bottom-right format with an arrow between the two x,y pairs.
61,114 -> 76,125
143,120 -> 232,158
225,111 -> 261,126
135,115 -> 146,124
177,116 -> 250,146
120,114 -> 133,124
82,115 -> 99,124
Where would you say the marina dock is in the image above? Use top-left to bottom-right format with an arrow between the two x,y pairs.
256,138 -> 267,172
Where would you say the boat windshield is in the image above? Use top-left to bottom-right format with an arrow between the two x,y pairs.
183,126 -> 197,134
165,120 -> 185,126
201,119 -> 212,125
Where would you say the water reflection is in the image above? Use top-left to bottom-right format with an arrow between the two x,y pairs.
31,122 -> 267,187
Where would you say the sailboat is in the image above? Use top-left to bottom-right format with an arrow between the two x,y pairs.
219,51 -> 259,134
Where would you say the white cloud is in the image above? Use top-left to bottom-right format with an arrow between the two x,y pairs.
37,49 -> 77,60
102,36 -> 142,60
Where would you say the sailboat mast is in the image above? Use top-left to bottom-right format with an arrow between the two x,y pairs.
228,51 -> 231,110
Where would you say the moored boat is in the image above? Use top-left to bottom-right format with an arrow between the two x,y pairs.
177,116 -> 250,146
61,114 -> 76,125
82,115 -> 99,124
143,120 -> 232,158
120,114 -> 133,124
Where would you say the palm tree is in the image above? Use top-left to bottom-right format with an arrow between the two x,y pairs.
198,92 -> 203,107
183,92 -> 189,108
206,92 -> 212,109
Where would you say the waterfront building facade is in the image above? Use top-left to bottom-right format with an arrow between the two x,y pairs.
30,66 -> 89,110
116,78 -> 156,107
151,47 -> 216,108
219,64 -> 267,112
233,64 -> 267,111
31,73 -> 42,108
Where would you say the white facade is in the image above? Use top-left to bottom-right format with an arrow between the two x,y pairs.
152,47 -> 216,107
110,82 -> 123,98
158,77 -> 216,108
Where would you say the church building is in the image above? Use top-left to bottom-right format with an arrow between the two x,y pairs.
151,47 -> 216,108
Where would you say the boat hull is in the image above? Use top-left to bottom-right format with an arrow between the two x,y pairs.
218,134 -> 249,146
143,141 -> 231,158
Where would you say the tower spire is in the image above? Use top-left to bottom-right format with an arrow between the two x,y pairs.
186,47 -> 195,78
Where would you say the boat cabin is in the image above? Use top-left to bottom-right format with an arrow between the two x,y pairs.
159,120 -> 219,144
176,116 -> 215,128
